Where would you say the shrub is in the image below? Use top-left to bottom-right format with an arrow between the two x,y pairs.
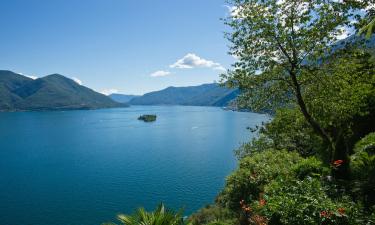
292,156 -> 329,180
219,150 -> 302,211
188,205 -> 237,225
261,178 -> 363,225
236,109 -> 324,159
351,132 -> 375,179
350,132 -> 375,209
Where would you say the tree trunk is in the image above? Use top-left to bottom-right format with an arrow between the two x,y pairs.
289,71 -> 333,150
332,129 -> 350,180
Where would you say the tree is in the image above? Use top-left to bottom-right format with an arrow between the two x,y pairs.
358,0 -> 375,39
222,0 -> 368,178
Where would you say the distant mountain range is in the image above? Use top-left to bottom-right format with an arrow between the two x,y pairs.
109,94 -> 140,103
111,83 -> 239,107
0,70 -> 124,111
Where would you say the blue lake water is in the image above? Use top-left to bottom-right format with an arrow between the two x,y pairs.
0,106 -> 267,225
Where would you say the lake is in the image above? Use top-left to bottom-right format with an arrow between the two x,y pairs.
0,106 -> 267,225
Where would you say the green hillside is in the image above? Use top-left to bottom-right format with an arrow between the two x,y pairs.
129,83 -> 239,107
0,70 -> 124,111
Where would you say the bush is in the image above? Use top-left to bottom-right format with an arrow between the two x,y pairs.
350,132 -> 375,209
351,132 -> 375,179
219,150 -> 302,211
188,205 -> 237,225
236,109 -> 324,159
261,178 -> 363,225
292,156 -> 329,180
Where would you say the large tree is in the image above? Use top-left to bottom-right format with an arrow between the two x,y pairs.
223,0 -> 370,178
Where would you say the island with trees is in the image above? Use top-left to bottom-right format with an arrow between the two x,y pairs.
138,114 -> 157,122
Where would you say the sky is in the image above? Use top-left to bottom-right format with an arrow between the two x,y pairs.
0,0 -> 235,95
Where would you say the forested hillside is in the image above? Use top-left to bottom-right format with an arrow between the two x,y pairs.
0,70 -> 123,111
129,83 -> 239,107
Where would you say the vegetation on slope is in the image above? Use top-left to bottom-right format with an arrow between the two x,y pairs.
110,94 -> 140,103
188,0 -> 375,224
106,1 -> 375,224
129,83 -> 238,107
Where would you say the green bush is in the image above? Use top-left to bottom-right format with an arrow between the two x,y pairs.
350,132 -> 375,209
351,132 -> 375,179
262,178 -> 363,225
292,156 -> 329,180
236,109 -> 324,159
188,205 -> 237,225
219,150 -> 302,211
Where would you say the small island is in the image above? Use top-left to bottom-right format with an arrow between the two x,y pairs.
138,114 -> 157,122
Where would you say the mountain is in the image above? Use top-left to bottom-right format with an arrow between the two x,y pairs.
0,70 -> 124,111
109,94 -> 140,103
334,34 -> 375,50
129,83 -> 239,107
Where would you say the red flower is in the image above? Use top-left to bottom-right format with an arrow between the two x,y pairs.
338,207 -> 345,215
320,210 -> 332,218
259,199 -> 266,207
333,160 -> 344,167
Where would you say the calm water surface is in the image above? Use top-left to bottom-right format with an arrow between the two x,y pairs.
0,106 -> 267,225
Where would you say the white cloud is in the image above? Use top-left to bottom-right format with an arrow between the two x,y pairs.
336,26 -> 354,40
100,89 -> 119,96
150,70 -> 171,77
18,72 -> 38,80
24,75 -> 38,80
71,77 -> 83,85
170,53 -> 226,71
225,5 -> 242,18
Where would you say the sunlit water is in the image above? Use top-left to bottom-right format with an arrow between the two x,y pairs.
0,106 -> 267,225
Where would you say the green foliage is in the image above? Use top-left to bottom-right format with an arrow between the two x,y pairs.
105,204 -> 184,225
129,83 -> 238,107
236,108 -> 324,158
0,70 -> 123,111
350,133 -> 375,208
262,178 -> 363,225
359,18 -> 375,39
351,132 -> 375,179
223,0 -> 375,180
219,150 -> 302,211
358,2 -> 375,39
188,205 -> 237,225
303,49 -> 375,128
292,157 -> 329,180
223,0 -> 360,112
217,150 -> 371,224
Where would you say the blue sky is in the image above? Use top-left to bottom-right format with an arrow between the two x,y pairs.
0,0 -> 234,95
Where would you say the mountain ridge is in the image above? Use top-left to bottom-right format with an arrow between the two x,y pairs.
0,70 -> 124,111
125,83 -> 239,107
